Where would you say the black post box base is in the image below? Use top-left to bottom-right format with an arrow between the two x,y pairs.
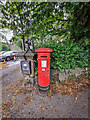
36,85 -> 50,97
39,85 -> 50,91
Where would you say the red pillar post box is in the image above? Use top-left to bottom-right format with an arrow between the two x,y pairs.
35,48 -> 53,90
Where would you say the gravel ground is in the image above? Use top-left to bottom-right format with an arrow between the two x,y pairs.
1,67 -> 89,119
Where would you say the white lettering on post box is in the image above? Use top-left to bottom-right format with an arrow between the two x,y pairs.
41,60 -> 47,68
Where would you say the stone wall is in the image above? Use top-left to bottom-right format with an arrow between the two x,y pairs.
51,67 -> 90,83
22,67 -> 89,86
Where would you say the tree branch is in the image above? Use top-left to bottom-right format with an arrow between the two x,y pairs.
15,2 -> 25,51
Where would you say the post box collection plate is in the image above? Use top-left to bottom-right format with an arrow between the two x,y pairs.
41,60 -> 47,68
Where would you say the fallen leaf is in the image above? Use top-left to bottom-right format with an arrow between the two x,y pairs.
76,97 -> 78,100
23,114 -> 26,117
51,106 -> 53,108
42,108 -> 45,111
31,99 -> 33,102
10,106 -> 14,110
48,74 -> 90,97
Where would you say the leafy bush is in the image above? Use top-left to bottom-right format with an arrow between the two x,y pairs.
2,44 -> 10,51
0,42 -> 10,51
35,40 -> 89,71
14,39 -> 22,50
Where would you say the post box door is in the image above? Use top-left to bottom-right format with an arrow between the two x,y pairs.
38,59 -> 50,87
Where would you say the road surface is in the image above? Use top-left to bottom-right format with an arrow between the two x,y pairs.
0,60 -> 89,118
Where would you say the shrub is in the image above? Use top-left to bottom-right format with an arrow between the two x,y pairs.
35,40 -> 89,71
0,42 -> 10,51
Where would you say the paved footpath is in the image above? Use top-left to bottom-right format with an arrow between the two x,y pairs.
1,66 -> 89,118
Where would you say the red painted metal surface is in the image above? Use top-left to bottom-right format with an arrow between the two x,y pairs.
35,48 -> 53,87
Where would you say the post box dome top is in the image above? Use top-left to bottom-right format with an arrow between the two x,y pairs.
35,48 -> 53,53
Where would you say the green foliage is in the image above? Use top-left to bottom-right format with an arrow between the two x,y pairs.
55,81 -> 59,84
11,35 -> 23,50
0,42 -> 10,51
34,60 -> 38,75
16,40 -> 22,50
14,39 -> 22,50
1,2 -> 89,46
35,39 -> 89,71
0,2 -> 89,70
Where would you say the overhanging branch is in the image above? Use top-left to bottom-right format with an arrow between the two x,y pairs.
15,2 -> 25,51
